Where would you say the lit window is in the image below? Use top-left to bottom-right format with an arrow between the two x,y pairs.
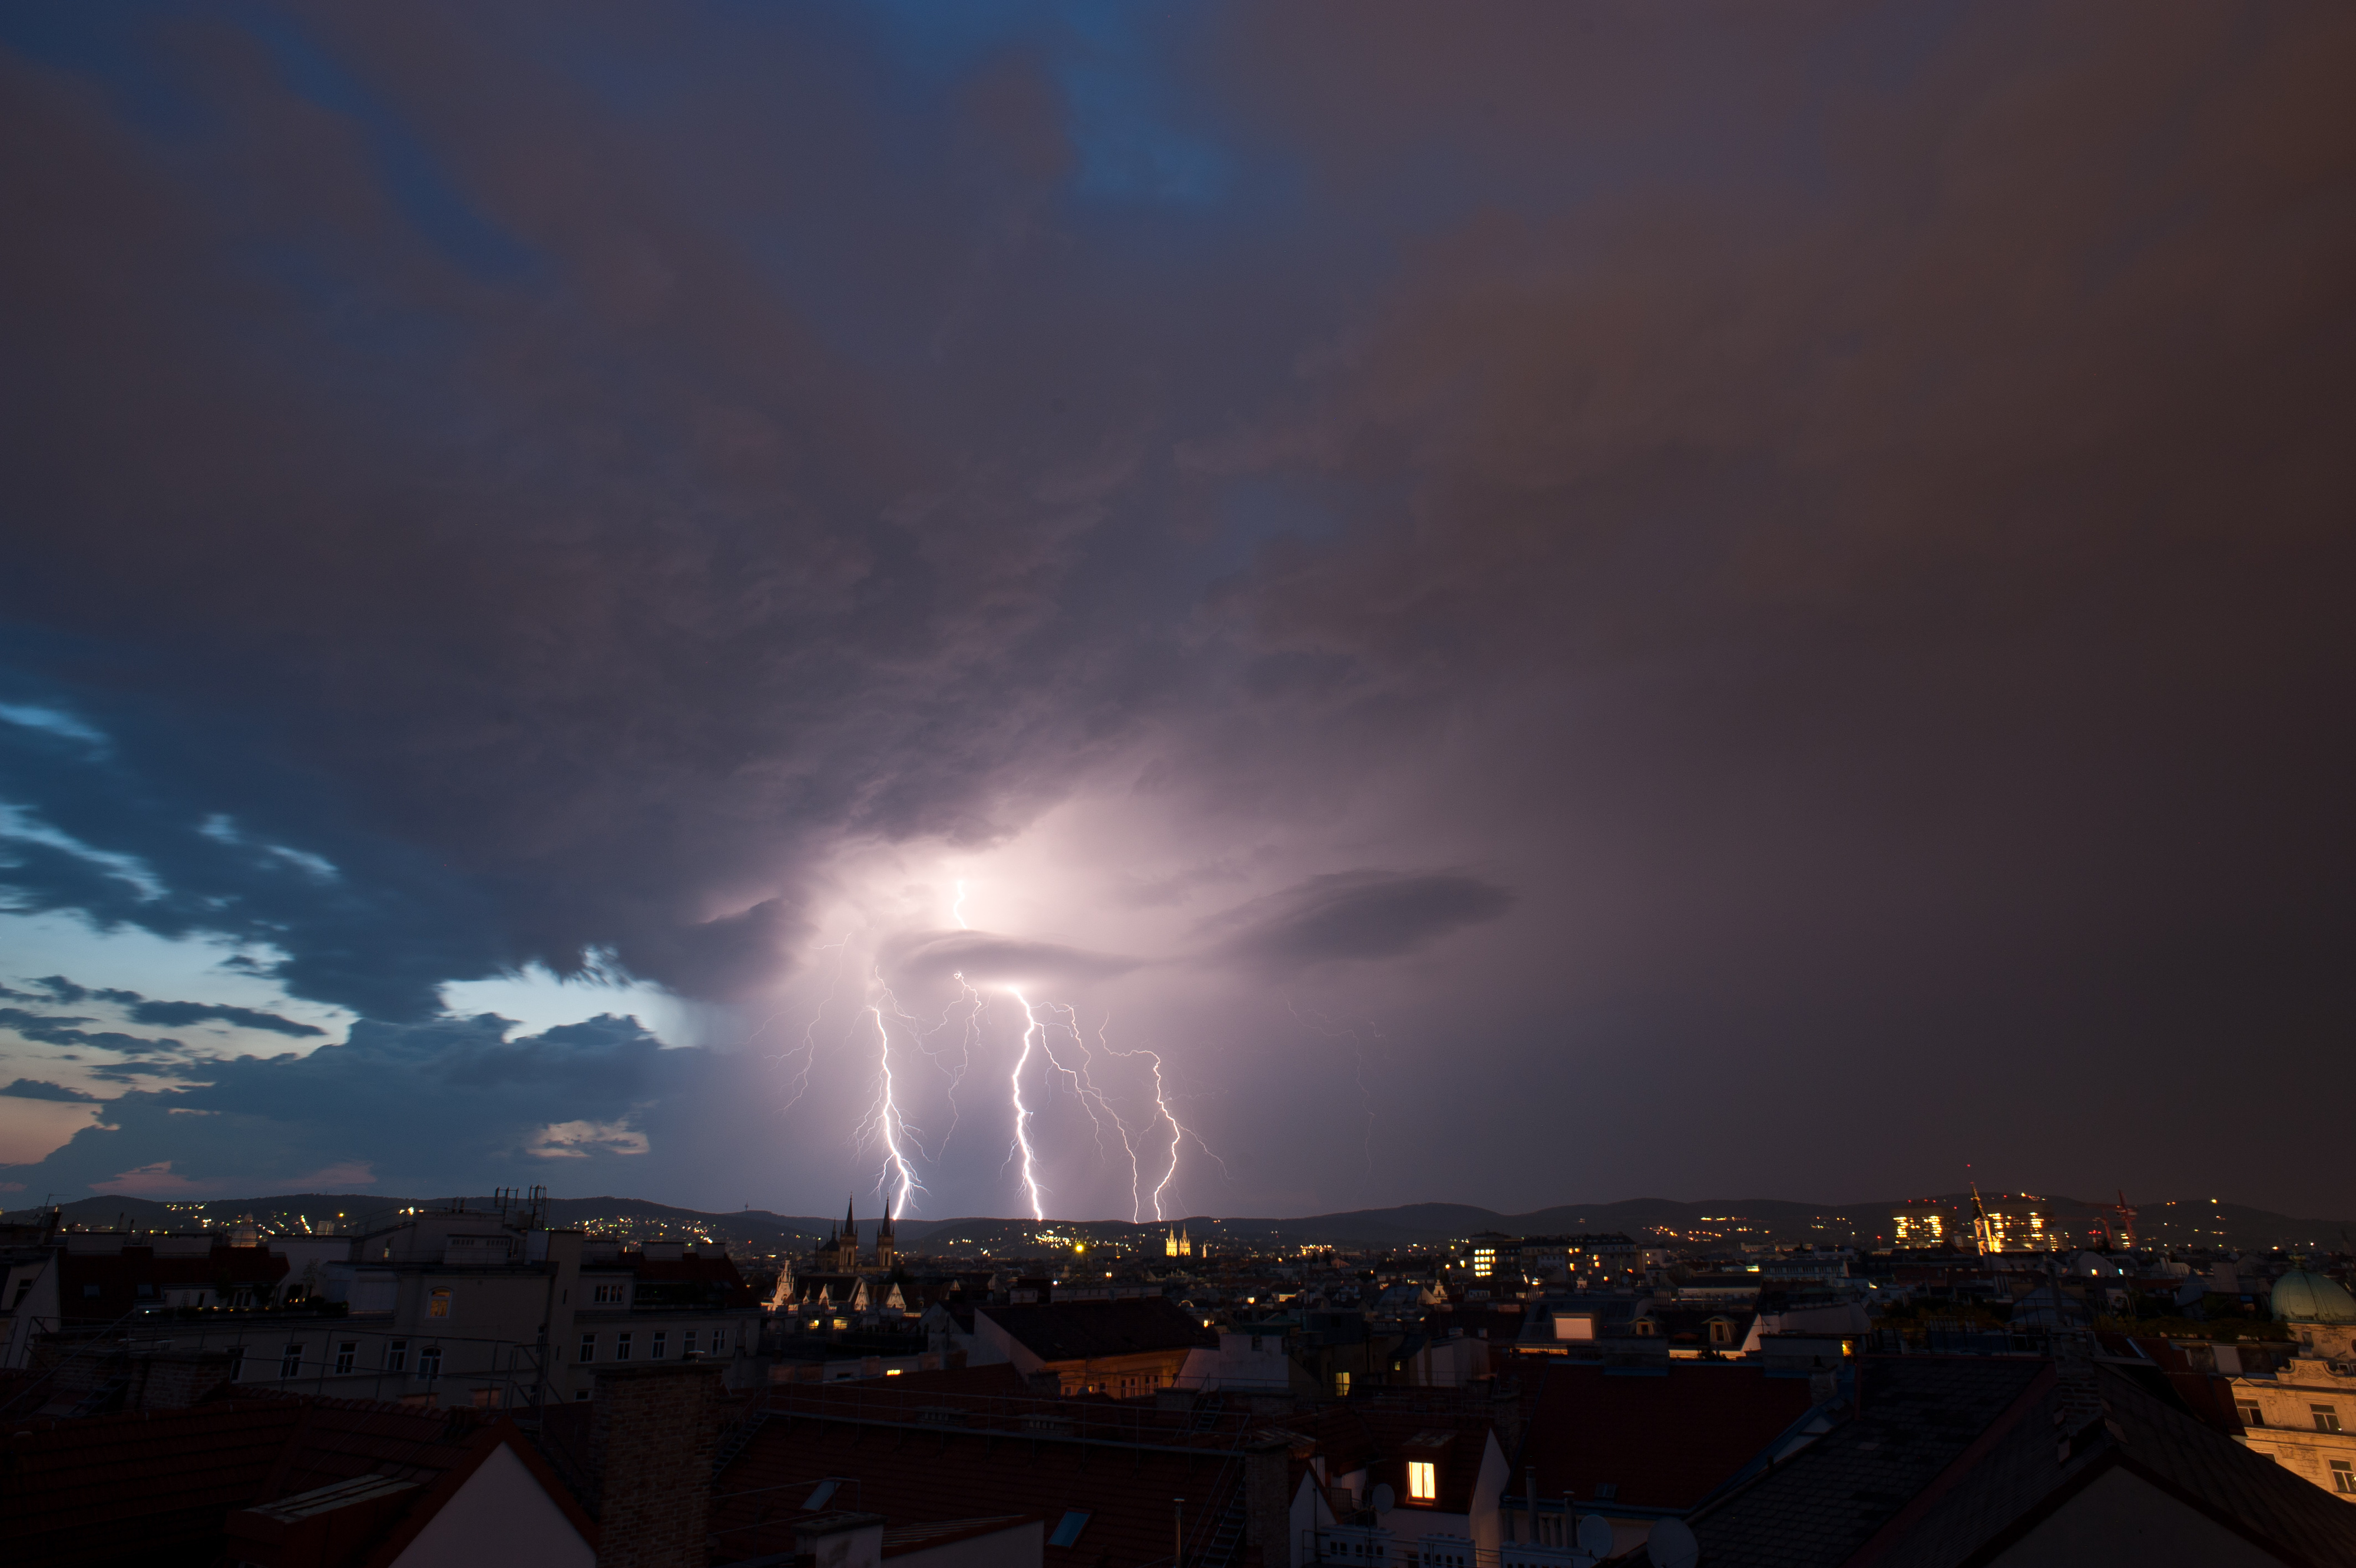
429,1289 -> 450,1319
1334,1372 -> 1351,1397
651,1331 -> 667,1360
1049,1512 -> 1091,1547
1408,1461 -> 1437,1502
2313,1404 -> 2342,1434
579,1334 -> 596,1363
617,1332 -> 633,1361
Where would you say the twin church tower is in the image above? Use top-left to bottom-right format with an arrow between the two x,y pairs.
813,1197 -> 896,1273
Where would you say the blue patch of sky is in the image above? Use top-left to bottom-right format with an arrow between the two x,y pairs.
230,7 -> 540,286
0,4 -> 217,140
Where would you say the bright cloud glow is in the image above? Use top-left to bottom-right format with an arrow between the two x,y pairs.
528,1119 -> 651,1159
439,948 -> 702,1047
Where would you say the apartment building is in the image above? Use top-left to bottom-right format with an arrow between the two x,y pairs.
8,1203 -> 762,1410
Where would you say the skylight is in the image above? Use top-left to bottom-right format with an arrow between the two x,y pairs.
804,1480 -> 839,1509
1049,1511 -> 1091,1547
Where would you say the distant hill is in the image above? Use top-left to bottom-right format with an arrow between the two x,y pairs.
7,1191 -> 2347,1256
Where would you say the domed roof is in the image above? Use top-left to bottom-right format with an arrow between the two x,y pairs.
2272,1269 -> 2356,1324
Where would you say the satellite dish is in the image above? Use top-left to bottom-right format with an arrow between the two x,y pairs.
1369,1483 -> 1396,1515
1646,1518 -> 1697,1568
1574,1514 -> 1615,1559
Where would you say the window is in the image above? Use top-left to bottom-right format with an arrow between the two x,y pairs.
335,1341 -> 356,1375
2238,1402 -> 2265,1428
2334,1460 -> 2355,1496
276,1343 -> 302,1378
592,1283 -> 626,1305
418,1345 -> 442,1380
82,1284 -> 101,1299
683,1329 -> 699,1356
387,1340 -> 408,1372
580,1334 -> 597,1364
1408,1461 -> 1437,1502
225,1347 -> 245,1381
2312,1404 -> 2342,1434
575,1388 -> 591,1401
429,1289 -> 451,1319
1048,1512 -> 1091,1548
1333,1371 -> 1351,1397
651,1331 -> 667,1360
804,1481 -> 840,1510
616,1332 -> 633,1361
1709,1319 -> 1732,1345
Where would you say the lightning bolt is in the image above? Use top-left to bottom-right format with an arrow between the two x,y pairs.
1088,1013 -> 1230,1223
859,1002 -> 923,1218
1032,1001 -> 1144,1215
1004,985 -> 1048,1220
873,974 -> 981,1156
771,929 -> 855,1115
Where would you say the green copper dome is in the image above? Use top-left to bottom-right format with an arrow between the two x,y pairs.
2272,1269 -> 2356,1324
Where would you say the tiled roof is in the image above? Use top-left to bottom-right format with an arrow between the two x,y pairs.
882,1514 -> 1041,1555
711,1397 -> 1247,1568
1865,1362 -> 2356,1568
1512,1361 -> 1820,1512
980,1299 -> 1218,1364
0,1394 -> 495,1566
1682,1357 -> 2050,1568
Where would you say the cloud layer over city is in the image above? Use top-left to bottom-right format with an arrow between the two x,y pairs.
3,2 -> 2351,1216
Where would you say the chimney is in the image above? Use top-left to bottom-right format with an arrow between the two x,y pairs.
592,1361 -> 729,1567
1243,1435 -> 1293,1568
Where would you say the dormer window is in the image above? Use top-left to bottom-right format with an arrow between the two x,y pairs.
1408,1461 -> 1437,1502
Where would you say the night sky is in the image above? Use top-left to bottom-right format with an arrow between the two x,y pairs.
3,4 -> 2351,1220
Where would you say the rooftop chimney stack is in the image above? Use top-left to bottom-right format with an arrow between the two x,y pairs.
593,1360 -> 729,1567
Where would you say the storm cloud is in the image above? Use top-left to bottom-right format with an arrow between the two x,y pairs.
2,2 -> 2351,1214
1206,872 -> 1517,972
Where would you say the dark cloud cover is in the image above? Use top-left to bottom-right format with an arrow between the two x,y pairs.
0,1007 -> 180,1055
879,930 -> 1146,990
1205,872 -> 1517,972
1,1079 -> 101,1103
17,976 -> 324,1037
1,1 -> 2351,1212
